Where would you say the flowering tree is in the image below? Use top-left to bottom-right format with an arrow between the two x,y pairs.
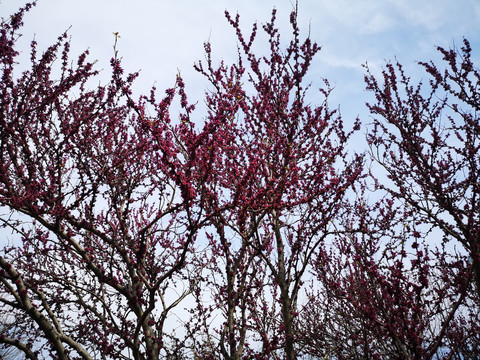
187,7 -> 363,359
364,39 -> 480,299
361,40 -> 480,357
3,2 -> 479,360
301,200 -> 479,359
295,39 -> 480,359
0,4 -> 208,359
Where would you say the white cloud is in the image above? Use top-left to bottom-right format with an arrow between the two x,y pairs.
307,0 -> 396,36
390,0 -> 443,30
1,0 -> 480,120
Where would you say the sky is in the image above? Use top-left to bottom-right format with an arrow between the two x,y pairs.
1,0 -> 480,138
1,0 -> 479,341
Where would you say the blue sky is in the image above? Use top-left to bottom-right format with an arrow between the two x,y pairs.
1,0 -> 479,342
1,0 -> 480,132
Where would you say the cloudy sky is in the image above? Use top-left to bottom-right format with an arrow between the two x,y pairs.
2,0 -> 480,132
